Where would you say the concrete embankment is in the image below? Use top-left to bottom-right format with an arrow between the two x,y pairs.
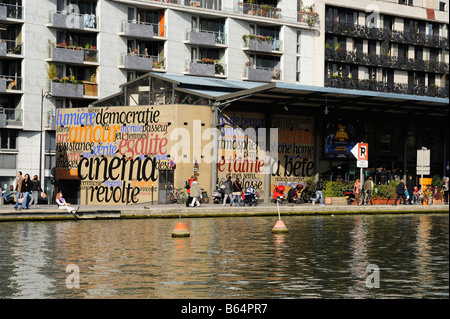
0,203 -> 448,222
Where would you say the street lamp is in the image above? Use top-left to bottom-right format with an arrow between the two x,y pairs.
40,90 -> 52,183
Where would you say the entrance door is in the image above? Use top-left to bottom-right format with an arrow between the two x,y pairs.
158,170 -> 174,203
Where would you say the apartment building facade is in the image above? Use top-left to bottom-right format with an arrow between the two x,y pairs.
0,0 -> 448,203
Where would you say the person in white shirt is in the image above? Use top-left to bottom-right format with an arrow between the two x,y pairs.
56,192 -> 79,214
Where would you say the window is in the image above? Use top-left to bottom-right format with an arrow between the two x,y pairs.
439,1 -> 446,11
0,129 -> 18,150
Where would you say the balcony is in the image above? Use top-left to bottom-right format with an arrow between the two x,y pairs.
238,2 -> 281,20
325,21 -> 449,50
120,53 -> 166,72
0,40 -> 23,57
121,20 -> 166,39
243,35 -> 282,54
185,59 -> 226,77
297,11 -> 319,28
49,80 -> 98,98
49,11 -> 99,31
0,3 -> 23,22
243,65 -> 281,82
0,108 -> 22,127
48,44 -> 98,64
0,75 -> 22,92
185,29 -> 226,46
324,77 -> 448,98
325,48 -> 449,74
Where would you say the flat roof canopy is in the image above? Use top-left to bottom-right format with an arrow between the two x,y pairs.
94,72 -> 449,117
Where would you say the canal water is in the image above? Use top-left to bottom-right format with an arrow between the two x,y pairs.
0,214 -> 448,299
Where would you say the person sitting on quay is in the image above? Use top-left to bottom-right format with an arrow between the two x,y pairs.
56,192 -> 79,215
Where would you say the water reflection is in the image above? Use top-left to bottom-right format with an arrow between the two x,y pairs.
0,214 -> 448,299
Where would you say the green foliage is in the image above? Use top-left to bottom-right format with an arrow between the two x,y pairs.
323,181 -> 348,197
431,175 -> 443,188
373,180 -> 398,199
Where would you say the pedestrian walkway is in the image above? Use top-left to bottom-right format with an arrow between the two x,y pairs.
0,202 -> 448,221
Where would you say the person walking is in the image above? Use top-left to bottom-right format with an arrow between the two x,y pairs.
312,177 -> 325,206
223,176 -> 233,206
230,178 -> 243,207
363,177 -> 374,205
406,175 -> 415,205
353,179 -> 361,205
56,192 -> 79,214
185,175 -> 195,207
30,175 -> 43,208
21,174 -> 32,210
14,171 -> 24,210
443,177 -> 449,205
189,177 -> 202,207
394,179 -> 407,205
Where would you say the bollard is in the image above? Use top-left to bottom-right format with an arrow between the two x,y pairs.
172,221 -> 190,237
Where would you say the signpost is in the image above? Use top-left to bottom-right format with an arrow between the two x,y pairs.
417,147 -> 430,196
351,143 -> 369,193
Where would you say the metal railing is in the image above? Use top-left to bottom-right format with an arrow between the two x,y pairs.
324,77 -> 449,98
0,3 -> 23,20
185,59 -> 227,76
185,29 -> 227,45
325,20 -> 449,50
243,36 -> 282,52
325,48 -> 449,74
0,75 -> 22,90
0,108 -> 23,125
239,3 -> 281,20
297,11 -> 319,27
0,39 -> 23,55
122,53 -> 166,68
244,66 -> 282,81
49,10 -> 99,29
50,43 -> 98,63
122,20 -> 166,37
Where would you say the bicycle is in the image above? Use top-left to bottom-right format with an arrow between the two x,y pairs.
199,189 -> 209,204
175,187 -> 187,204
163,184 -> 178,204
359,189 -> 373,205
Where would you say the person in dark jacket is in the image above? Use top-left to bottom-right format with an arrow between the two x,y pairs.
21,174 -> 32,210
406,175 -> 415,205
230,178 -> 243,206
394,179 -> 407,205
30,175 -> 43,208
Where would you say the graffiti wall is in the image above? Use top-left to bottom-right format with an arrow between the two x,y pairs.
55,104 -> 212,205
217,111 -> 315,197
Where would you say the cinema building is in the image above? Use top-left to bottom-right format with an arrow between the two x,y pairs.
1,0 -> 448,204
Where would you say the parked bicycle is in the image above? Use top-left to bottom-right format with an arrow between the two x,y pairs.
199,188 -> 209,204
359,189 -> 373,205
162,185 -> 187,204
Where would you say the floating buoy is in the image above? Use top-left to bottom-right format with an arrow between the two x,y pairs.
171,222 -> 190,237
272,220 -> 288,233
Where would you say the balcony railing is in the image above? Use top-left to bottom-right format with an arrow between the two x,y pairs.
0,75 -> 22,92
121,53 -> 166,72
297,11 -> 319,27
243,36 -> 282,53
244,65 -> 281,82
239,2 -> 281,20
324,77 -> 449,98
325,20 -> 449,50
0,3 -> 23,20
325,48 -> 449,74
0,108 -> 22,126
122,20 -> 166,38
185,59 -> 226,77
49,11 -> 99,30
0,39 -> 23,56
49,80 -> 98,98
186,29 -> 226,46
49,44 -> 98,64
